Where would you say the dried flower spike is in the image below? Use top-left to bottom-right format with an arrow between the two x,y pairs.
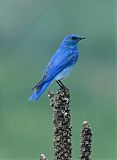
80,121 -> 92,160
40,153 -> 47,160
49,87 -> 72,160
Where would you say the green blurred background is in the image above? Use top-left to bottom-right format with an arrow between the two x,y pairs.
0,0 -> 116,159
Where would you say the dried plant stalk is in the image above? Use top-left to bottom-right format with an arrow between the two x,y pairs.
80,121 -> 92,160
48,87 -> 72,160
40,153 -> 47,160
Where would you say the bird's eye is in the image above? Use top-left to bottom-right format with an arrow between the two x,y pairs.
71,36 -> 76,40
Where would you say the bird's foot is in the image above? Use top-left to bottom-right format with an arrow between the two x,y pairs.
56,80 -> 66,90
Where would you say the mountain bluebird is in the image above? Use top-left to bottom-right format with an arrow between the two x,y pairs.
28,34 -> 85,101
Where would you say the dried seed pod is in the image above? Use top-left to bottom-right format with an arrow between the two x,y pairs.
48,88 -> 72,160
40,153 -> 47,160
80,121 -> 92,160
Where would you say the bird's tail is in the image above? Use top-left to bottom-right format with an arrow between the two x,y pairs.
28,81 -> 50,101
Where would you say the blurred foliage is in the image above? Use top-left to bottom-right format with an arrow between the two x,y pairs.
0,0 -> 116,159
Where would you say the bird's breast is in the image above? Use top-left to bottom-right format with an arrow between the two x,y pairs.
54,64 -> 75,81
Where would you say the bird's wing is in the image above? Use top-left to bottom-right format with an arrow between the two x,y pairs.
32,49 -> 78,90
44,49 -> 78,82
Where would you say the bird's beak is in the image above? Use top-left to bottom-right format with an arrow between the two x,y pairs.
79,37 -> 86,40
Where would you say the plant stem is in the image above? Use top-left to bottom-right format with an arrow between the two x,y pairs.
80,121 -> 92,160
40,153 -> 47,160
48,87 -> 72,160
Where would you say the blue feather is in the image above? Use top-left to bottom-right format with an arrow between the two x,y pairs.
28,81 -> 51,101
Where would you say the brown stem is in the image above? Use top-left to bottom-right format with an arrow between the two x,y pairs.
48,87 -> 72,160
40,153 -> 47,160
80,121 -> 92,160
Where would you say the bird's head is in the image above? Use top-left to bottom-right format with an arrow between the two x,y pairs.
62,34 -> 86,46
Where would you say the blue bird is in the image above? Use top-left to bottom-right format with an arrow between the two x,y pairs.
28,34 -> 85,101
